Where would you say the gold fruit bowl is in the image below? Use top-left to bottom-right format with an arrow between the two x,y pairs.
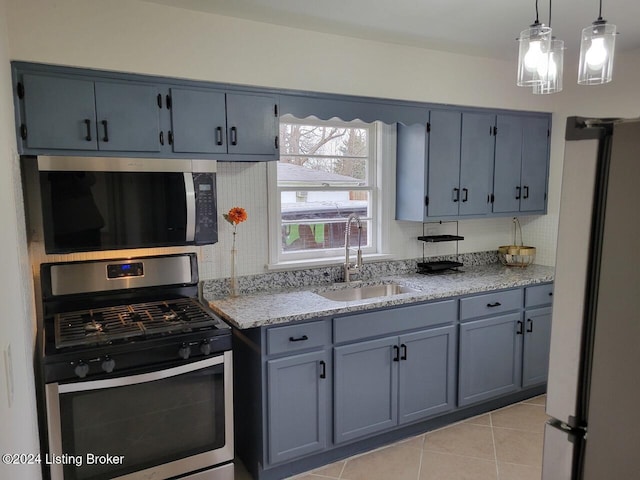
498,245 -> 536,267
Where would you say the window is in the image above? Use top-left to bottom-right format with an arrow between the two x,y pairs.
270,116 -> 378,263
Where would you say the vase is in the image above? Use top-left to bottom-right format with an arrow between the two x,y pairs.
230,247 -> 239,297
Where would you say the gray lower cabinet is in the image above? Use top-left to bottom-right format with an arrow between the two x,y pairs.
459,284 -> 554,406
522,306 -> 552,387
458,312 -> 523,407
334,337 -> 398,444
334,324 -> 457,444
267,350 -> 330,464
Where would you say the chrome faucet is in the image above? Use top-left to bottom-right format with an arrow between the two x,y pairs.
344,213 -> 363,283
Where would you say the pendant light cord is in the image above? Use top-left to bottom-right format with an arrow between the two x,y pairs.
535,0 -> 540,24
548,0 -> 552,27
598,0 -> 603,21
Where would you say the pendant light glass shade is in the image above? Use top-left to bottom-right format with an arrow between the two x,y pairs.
578,21 -> 616,85
533,38 -> 564,94
517,24 -> 552,86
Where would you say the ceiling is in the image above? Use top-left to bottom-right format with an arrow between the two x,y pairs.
145,0 -> 640,62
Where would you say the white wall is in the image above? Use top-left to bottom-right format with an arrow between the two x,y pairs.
0,0 -> 41,478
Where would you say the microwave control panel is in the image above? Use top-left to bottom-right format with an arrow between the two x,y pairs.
193,173 -> 218,245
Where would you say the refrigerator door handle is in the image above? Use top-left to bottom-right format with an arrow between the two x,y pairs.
542,421 -> 583,480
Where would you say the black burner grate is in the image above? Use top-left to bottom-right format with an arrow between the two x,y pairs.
55,298 -> 217,348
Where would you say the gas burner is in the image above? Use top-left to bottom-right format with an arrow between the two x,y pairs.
54,298 -> 221,349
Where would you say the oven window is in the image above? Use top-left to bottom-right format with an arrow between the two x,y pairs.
58,362 -> 225,480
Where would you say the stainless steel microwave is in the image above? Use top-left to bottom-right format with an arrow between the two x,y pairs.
27,156 -> 218,254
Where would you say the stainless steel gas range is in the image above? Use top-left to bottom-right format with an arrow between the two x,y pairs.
38,253 -> 233,480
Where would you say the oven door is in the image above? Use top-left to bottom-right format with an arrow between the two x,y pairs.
45,352 -> 233,480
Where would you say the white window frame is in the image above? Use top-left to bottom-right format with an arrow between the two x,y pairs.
267,116 -> 385,268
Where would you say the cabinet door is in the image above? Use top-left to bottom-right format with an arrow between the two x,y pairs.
226,93 -> 277,156
267,351 -> 329,464
522,307 -> 552,387
493,115 -> 524,213
426,110 -> 462,217
94,82 -> 161,152
22,74 -> 97,150
458,313 -> 523,406
396,122 -> 429,221
398,325 -> 457,424
169,88 -> 227,154
459,112 -> 495,216
334,337 -> 398,444
520,117 -> 549,212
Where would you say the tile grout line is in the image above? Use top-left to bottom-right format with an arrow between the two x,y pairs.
416,438 -> 425,480
337,459 -> 347,479
490,412 -> 500,480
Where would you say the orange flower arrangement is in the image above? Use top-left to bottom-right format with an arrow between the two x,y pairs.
224,207 -> 247,297
223,206 -> 248,226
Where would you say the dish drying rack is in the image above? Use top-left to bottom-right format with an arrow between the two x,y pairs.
417,221 -> 464,274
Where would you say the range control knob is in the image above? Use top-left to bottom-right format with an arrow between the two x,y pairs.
74,362 -> 89,379
178,343 -> 191,360
200,341 -> 212,356
101,357 -> 116,373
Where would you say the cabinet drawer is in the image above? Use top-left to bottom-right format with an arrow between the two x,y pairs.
525,283 -> 554,308
334,300 -> 457,344
267,321 -> 330,356
460,289 -> 523,320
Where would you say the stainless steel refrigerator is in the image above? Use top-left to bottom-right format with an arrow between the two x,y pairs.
542,117 -> 640,479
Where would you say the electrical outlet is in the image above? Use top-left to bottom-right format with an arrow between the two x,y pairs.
3,344 -> 14,408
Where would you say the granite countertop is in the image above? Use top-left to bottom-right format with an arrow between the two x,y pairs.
207,263 -> 554,330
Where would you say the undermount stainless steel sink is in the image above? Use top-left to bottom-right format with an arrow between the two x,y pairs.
316,283 -> 419,302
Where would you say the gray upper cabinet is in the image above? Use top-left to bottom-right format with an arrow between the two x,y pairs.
459,112 -> 496,216
94,81 -> 161,152
169,89 -> 278,157
226,93 -> 278,156
169,87 -> 227,154
267,350 -> 329,464
396,121 -> 430,221
520,116 -> 550,212
396,108 -> 548,221
493,114 -> 550,214
14,64 -> 279,160
22,74 -> 98,150
426,110 -> 462,218
19,73 -> 161,153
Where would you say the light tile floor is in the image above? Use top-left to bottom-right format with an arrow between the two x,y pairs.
236,395 -> 548,480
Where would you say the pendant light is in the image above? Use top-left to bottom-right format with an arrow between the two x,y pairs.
577,0 -> 617,85
517,0 -> 552,87
533,0 -> 564,94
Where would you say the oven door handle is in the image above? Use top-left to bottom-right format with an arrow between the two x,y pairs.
58,353 -> 225,394
184,172 -> 196,242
